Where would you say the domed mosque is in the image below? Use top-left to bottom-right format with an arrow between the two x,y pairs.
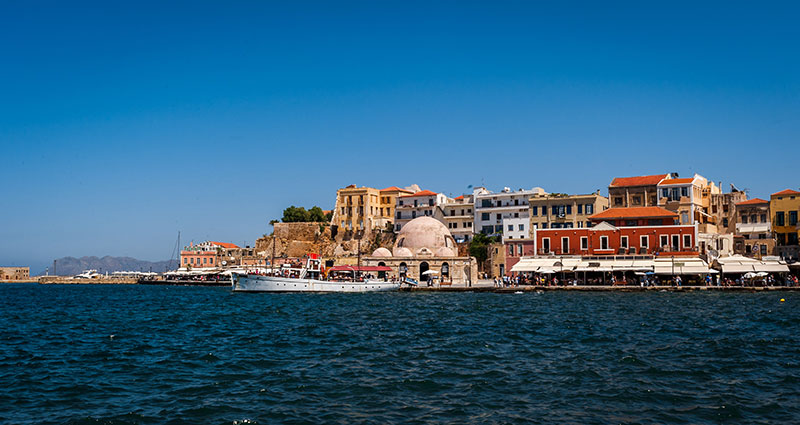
365,216 -> 477,285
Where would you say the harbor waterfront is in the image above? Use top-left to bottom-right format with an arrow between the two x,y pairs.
1,283 -> 799,424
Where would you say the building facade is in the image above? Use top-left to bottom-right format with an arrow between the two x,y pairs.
608,173 -> 674,208
180,241 -> 240,269
473,186 -> 547,241
733,198 -> 774,258
377,186 -> 414,230
330,185 -> 382,233
0,267 -> 30,280
394,190 -> 449,232
438,194 -> 475,242
656,174 -> 720,233
709,187 -> 748,234
771,189 -> 800,261
528,192 -> 609,232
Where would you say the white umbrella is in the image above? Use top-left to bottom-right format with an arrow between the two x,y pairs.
422,270 -> 439,275
538,270 -> 555,274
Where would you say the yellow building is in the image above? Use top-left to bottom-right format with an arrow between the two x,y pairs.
378,186 -> 414,230
770,189 -> 800,260
331,185 -> 381,232
1,267 -> 30,280
528,192 -> 609,231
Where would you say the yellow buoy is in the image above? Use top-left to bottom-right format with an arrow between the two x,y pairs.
781,298 -> 785,302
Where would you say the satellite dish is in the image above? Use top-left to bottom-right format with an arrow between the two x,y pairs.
708,249 -> 719,261
222,261 -> 227,266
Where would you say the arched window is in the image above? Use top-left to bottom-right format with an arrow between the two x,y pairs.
441,262 -> 449,278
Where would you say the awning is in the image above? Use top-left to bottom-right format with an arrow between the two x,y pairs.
754,263 -> 790,273
574,259 -> 654,272
715,255 -> 790,274
654,258 -> 709,275
511,257 -> 581,272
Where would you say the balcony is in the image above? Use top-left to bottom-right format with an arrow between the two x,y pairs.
736,223 -> 771,234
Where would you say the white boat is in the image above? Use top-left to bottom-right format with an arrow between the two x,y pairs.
231,254 -> 402,293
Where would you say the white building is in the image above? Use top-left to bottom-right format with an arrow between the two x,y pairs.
437,194 -> 475,243
473,186 -> 547,241
395,190 -> 449,232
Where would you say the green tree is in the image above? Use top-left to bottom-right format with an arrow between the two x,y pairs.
308,206 -> 326,222
325,210 -> 333,222
282,206 -> 309,222
468,233 -> 492,264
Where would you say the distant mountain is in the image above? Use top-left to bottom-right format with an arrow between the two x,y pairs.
38,256 -> 174,276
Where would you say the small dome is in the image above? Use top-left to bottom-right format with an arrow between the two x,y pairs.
393,247 -> 413,257
371,247 -> 392,257
435,247 -> 456,257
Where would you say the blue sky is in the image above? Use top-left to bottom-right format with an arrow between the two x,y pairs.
1,1 -> 798,272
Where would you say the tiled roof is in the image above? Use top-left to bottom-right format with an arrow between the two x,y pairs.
380,186 -> 412,192
609,174 -> 669,187
453,195 -> 464,200
210,241 -> 240,249
736,198 -> 768,205
589,206 -> 678,220
400,190 -> 439,198
772,189 -> 800,197
658,177 -> 694,185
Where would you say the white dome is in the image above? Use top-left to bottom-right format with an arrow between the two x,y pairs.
393,216 -> 456,258
371,247 -> 392,257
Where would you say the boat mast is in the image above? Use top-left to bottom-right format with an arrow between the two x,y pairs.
271,233 -> 276,275
357,235 -> 361,280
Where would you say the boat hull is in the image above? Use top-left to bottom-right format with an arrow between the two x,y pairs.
232,274 -> 401,293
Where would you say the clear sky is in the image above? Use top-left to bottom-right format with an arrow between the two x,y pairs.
1,1 -> 799,272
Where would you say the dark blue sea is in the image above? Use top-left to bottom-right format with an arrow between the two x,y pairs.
1,284 -> 799,424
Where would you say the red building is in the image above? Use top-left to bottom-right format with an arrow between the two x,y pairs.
504,206 -> 699,273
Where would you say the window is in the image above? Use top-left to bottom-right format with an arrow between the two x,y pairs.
209,258 -> 214,264
398,200 -> 403,206
671,188 -> 679,200
620,236 -> 628,249
517,244 -> 523,256
412,211 -> 416,218
413,200 -> 418,207
552,206 -> 558,215
508,225 -> 514,232
672,235 -> 680,250
481,213 -> 490,220
585,204 -> 594,214
600,236 -> 609,250
640,235 -> 648,248
561,237 -> 569,254
481,199 -> 492,208
758,233 -> 766,239
566,205 -> 572,214
683,234 -> 691,248
660,235 -> 669,249
184,258 -> 188,264
761,245 -> 767,255
750,215 -> 757,223
580,237 -> 588,250
614,197 -> 623,206
681,187 -> 688,197
518,224 -> 524,231
681,212 -> 689,224
577,204 -> 583,214
514,199 -> 519,206
632,196 -> 642,205
776,212 -> 785,226
791,211 -> 798,226
450,210 -> 455,216
662,188 -> 669,198
531,206 -> 538,216
542,238 -> 550,253
509,245 -> 514,255
741,215 -> 748,223
542,223 -> 548,229
723,218 -> 728,227
496,214 -> 501,221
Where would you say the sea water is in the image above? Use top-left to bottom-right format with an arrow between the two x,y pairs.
1,284 -> 799,424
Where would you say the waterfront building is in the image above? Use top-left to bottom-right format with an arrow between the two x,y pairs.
438,194 -> 475,243
394,190 -> 449,232
608,173 -> 675,208
732,198 -> 774,258
473,186 -> 547,241
770,189 -> 800,261
656,174 -> 720,231
364,216 -> 477,285
330,185 -> 381,233
709,185 -> 748,234
180,241 -> 240,269
528,191 -> 609,232
0,267 -> 30,280
377,186 -> 415,230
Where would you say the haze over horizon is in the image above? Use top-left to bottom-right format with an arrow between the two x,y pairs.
2,1 -> 799,272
